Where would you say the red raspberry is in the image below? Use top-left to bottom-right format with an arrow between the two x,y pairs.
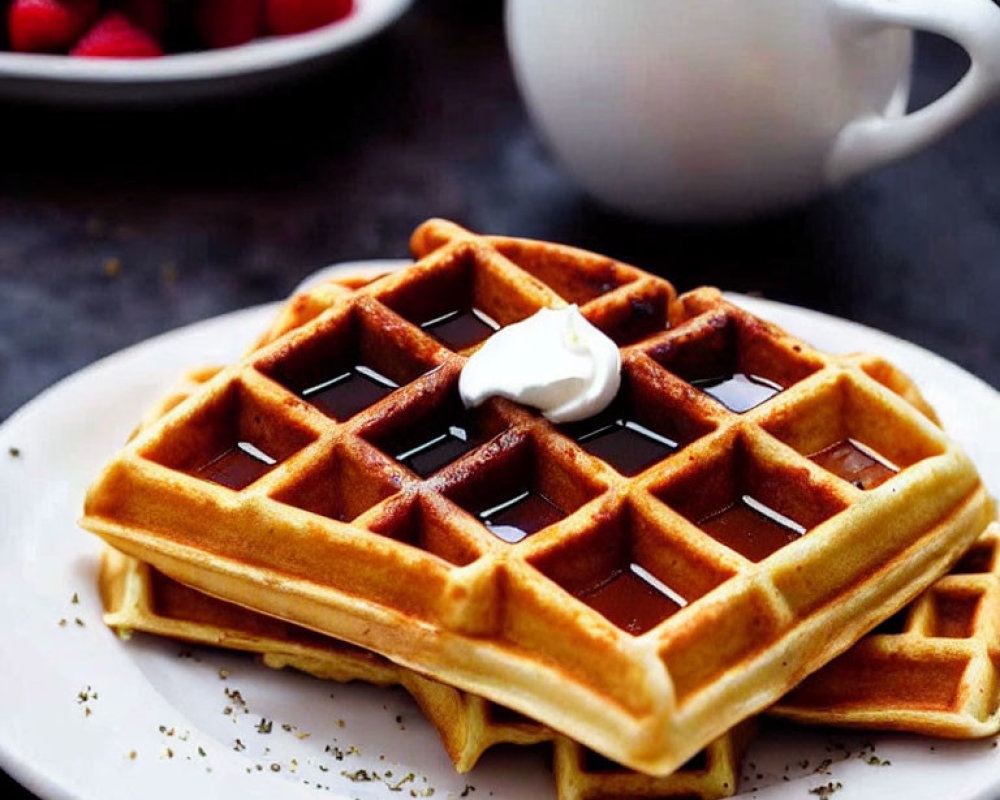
265,0 -> 354,37
71,11 -> 164,57
7,0 -> 99,53
195,0 -> 265,49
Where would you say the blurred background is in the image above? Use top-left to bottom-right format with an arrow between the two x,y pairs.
0,0 -> 997,419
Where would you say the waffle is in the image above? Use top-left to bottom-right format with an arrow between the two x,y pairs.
111,360 -> 750,799
772,519 -> 1000,735
118,355 -> 1000,744
101,548 -> 749,800
81,219 -> 995,774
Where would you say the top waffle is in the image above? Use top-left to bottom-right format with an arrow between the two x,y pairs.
81,219 -> 994,775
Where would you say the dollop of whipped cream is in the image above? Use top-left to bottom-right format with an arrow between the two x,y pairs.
458,306 -> 621,423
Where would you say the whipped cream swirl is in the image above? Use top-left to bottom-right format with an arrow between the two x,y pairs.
458,306 -> 621,423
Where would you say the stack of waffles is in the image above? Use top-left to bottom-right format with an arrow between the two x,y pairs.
83,220 -> 998,798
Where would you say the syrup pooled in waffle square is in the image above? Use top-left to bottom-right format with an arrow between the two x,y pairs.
81,219 -> 994,775
100,548 -> 750,800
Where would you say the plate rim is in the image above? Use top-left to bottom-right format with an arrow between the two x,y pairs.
0,0 -> 413,86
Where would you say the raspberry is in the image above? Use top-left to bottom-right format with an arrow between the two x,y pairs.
70,11 -> 163,57
265,0 -> 354,37
195,0 -> 265,49
7,0 -> 99,53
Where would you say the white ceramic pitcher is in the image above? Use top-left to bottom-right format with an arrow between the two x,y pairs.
506,0 -> 1000,220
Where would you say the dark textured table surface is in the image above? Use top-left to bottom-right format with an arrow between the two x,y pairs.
1,1 -> 998,798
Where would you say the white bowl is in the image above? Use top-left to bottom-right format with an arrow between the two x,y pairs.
0,0 -> 413,104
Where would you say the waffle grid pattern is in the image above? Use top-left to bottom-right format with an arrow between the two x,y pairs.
101,549 -> 747,800
124,358 -> 1000,744
83,220 -> 994,774
773,520 -> 1000,734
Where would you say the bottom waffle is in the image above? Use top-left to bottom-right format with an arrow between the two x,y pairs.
772,519 -> 1000,736
100,547 -> 750,800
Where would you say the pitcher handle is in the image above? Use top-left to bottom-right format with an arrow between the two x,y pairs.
825,0 -> 1000,184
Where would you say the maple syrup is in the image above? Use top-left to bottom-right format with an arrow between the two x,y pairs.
573,416 -> 678,476
691,372 -> 782,412
420,308 -> 499,351
301,365 -> 399,420
698,495 -> 805,562
395,421 -> 483,477
479,489 -> 565,543
809,439 -> 897,490
577,563 -> 685,635
196,441 -> 276,490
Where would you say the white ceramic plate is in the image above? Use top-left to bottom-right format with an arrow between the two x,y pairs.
1,262 -> 999,800
0,0 -> 413,104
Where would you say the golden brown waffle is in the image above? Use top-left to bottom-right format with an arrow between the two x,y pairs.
81,219 -> 995,774
100,548 -> 749,800
111,361 -> 750,799
120,350 -> 1000,744
252,272 -> 383,351
772,519 -> 1000,735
